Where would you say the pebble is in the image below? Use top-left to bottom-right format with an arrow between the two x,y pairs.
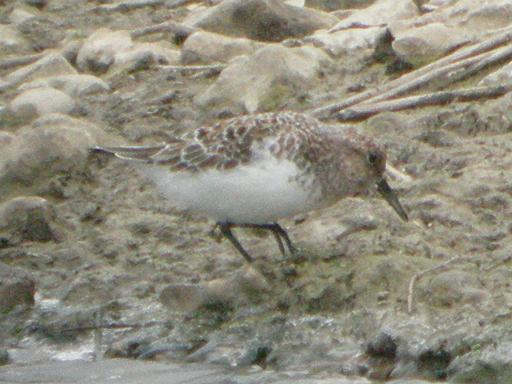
0,117 -> 99,191
185,0 -> 338,41
0,263 -> 35,313
0,196 -> 56,244
19,74 -> 110,97
5,53 -> 77,86
9,87 -> 76,120
76,28 -> 133,73
391,23 -> 470,67
306,26 -> 388,57
330,0 -> 419,31
479,61 -> 512,87
0,25 -> 29,54
76,28 -> 179,73
305,0 -> 375,11
195,44 -> 331,113
181,31 -> 264,65
8,8 -> 36,26
159,266 -> 269,311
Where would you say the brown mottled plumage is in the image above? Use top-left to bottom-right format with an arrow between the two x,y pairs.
93,112 -> 407,262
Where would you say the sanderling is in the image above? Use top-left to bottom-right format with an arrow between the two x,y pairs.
92,112 -> 408,262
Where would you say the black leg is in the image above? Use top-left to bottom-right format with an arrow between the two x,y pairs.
270,223 -> 297,255
218,222 -> 254,263
235,222 -> 296,256
270,230 -> 286,257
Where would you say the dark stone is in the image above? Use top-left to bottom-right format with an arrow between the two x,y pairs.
366,332 -> 397,359
0,264 -> 35,314
191,0 -> 337,42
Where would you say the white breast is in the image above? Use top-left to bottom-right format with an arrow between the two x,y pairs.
135,156 -> 321,224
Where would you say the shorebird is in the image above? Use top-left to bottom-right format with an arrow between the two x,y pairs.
92,112 -> 408,263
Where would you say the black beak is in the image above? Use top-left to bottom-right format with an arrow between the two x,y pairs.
376,178 -> 408,221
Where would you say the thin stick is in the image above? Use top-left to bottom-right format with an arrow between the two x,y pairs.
334,85 -> 509,121
92,0 -> 164,13
158,64 -> 225,74
60,320 -> 165,333
130,21 -> 196,39
310,26 -> 512,119
407,255 -> 462,314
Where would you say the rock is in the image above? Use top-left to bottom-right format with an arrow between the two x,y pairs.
9,87 -> 76,120
479,61 -> 512,87
76,28 -> 134,73
421,270 -> 489,307
186,0 -> 338,42
366,332 -> 397,358
306,26 -> 388,57
19,74 -> 110,97
391,23 -> 470,67
0,196 -> 56,244
0,24 -> 29,54
24,0 -> 48,7
16,16 -> 65,51
0,349 -> 8,365
0,116 -> 101,192
305,0 -> 375,11
0,132 -> 15,148
5,53 -> 77,86
76,29 -> 179,73
447,340 -> 512,384
0,263 -> 35,313
330,0 -> 418,32
9,8 -> 37,25
113,41 -> 180,71
159,266 -> 269,311
460,0 -> 512,34
181,31 -> 264,65
195,44 -> 331,113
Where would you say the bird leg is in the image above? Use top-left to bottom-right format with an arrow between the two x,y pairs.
236,223 -> 297,257
217,222 -> 297,262
217,222 -> 254,263
268,223 -> 297,255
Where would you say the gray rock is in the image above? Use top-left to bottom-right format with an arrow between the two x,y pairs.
479,61 -> 512,87
24,0 -> 48,7
186,0 -> 338,42
113,41 -> 180,71
9,87 -> 76,120
195,44 -> 331,113
391,23 -> 470,67
0,196 -> 56,244
0,131 -> 15,148
0,263 -> 35,313
421,270 -> 489,307
447,340 -> 512,384
76,29 -> 179,73
0,116 -> 101,193
0,349 -> 8,365
0,24 -> 29,54
19,74 -> 110,97
181,31 -> 264,65
16,16 -> 65,51
77,28 -> 134,73
306,26 -> 388,57
330,0 -> 418,32
159,267 -> 269,311
5,53 -> 77,86
8,8 -> 37,25
305,0 -> 375,11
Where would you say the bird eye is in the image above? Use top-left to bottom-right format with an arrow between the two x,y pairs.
367,150 -> 379,165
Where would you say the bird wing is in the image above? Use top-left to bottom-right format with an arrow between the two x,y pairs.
92,112 -> 316,172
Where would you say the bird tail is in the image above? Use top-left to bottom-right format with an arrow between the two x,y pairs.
90,144 -> 167,162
